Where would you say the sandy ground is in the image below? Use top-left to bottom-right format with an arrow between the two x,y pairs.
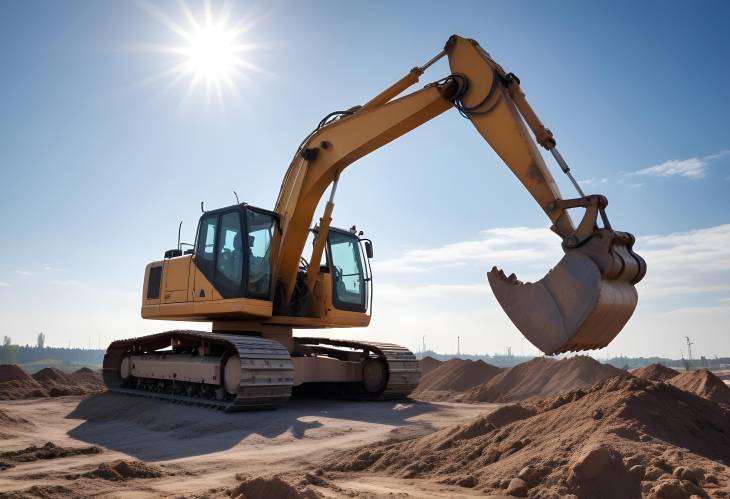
0,394 -> 496,498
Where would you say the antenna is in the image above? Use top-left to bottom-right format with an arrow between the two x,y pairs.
234,191 -> 240,204
200,201 -> 205,213
177,221 -> 183,251
457,336 -> 460,356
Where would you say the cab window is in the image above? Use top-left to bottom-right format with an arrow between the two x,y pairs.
195,214 -> 217,275
216,212 -> 243,287
328,230 -> 366,311
247,210 -> 275,298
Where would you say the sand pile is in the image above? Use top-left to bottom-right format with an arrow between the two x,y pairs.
412,358 -> 502,401
81,460 -> 164,481
418,356 -> 442,376
631,364 -> 680,382
669,369 -> 730,406
328,375 -> 730,497
0,442 -> 101,463
0,485 -> 78,499
0,365 -> 104,400
33,367 -> 86,396
0,364 -> 30,382
0,364 -> 48,400
69,367 -> 104,391
229,475 -> 321,499
459,356 -> 624,403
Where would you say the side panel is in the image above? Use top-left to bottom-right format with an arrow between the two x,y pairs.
161,255 -> 192,304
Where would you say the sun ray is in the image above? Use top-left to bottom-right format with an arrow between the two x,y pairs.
135,0 -> 273,109
137,2 -> 193,42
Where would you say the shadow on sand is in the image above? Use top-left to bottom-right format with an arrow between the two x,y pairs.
66,392 -> 441,461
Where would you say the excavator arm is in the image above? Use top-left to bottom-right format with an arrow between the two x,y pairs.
271,35 -> 646,355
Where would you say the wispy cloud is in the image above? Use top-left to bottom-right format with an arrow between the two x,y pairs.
375,226 -> 562,279
626,150 -> 729,180
48,279 -> 84,287
14,270 -> 31,276
579,177 -> 608,186
375,224 -> 730,300
0,282 -> 10,288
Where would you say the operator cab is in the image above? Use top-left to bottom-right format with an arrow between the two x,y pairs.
143,202 -> 373,323
194,204 -> 277,300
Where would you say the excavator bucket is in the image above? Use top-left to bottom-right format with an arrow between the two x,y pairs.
488,228 -> 646,355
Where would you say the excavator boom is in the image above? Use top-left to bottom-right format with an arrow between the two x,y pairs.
272,35 -> 645,354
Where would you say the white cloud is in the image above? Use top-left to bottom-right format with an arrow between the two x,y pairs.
0,282 -> 10,288
626,150 -> 729,180
48,279 -> 84,287
632,157 -> 706,179
377,223 -> 730,299
579,177 -> 608,186
375,226 -> 563,280
14,270 -> 31,276
636,224 -> 730,298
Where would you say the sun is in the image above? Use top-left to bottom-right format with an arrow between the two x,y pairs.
136,0 -> 267,107
184,24 -> 238,82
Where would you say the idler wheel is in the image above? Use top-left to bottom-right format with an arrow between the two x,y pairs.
362,357 -> 388,394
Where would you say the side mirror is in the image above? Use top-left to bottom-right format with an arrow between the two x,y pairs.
364,240 -> 374,259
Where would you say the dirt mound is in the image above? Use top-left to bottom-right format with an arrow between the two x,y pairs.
412,358 -> 502,401
0,364 -> 50,400
459,355 -> 624,403
631,363 -> 679,382
69,367 -> 104,391
1,442 -> 101,463
82,460 -> 163,481
418,356 -> 442,376
32,367 -> 87,396
230,476 -> 321,499
0,485 -> 78,499
328,375 -> 730,497
0,378 -> 48,400
669,369 -> 730,405
0,365 -> 103,400
0,364 -> 30,383
32,367 -> 74,384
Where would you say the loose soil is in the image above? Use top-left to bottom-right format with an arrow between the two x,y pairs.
631,364 -> 680,382
328,375 -> 730,498
0,365 -> 104,401
459,355 -> 625,403
668,368 -> 730,406
418,356 -> 443,376
413,358 -> 503,401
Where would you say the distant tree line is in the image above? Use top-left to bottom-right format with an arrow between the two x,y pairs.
0,336 -> 104,365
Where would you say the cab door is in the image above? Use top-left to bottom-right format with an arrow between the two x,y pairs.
192,213 -> 216,302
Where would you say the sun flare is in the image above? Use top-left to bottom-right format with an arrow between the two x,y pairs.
184,24 -> 239,82
137,0 -> 267,106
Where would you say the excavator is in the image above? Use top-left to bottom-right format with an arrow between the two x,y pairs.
103,35 -> 646,411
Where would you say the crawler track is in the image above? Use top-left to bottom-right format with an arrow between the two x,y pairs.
295,337 -> 421,399
103,331 -> 419,411
103,330 -> 294,412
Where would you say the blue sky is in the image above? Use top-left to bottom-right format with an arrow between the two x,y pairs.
1,0 -> 729,358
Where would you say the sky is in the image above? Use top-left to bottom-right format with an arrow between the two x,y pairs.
1,0 -> 729,359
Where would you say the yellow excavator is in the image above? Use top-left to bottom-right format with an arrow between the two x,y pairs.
103,35 -> 646,411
